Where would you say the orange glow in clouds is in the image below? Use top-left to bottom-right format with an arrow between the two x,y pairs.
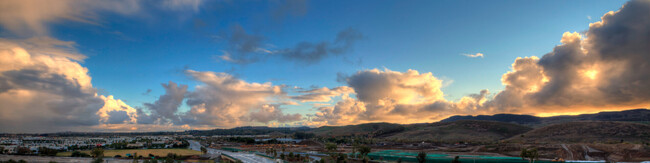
584,70 -> 598,80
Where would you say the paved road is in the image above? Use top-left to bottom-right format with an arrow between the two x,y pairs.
276,151 -> 323,161
188,140 -> 275,163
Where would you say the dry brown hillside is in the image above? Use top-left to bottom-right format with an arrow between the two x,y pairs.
381,120 -> 532,143
507,121 -> 650,144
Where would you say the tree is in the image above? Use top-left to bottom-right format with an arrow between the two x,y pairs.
165,157 -> 174,163
38,147 -> 58,156
451,156 -> 461,163
90,148 -> 105,163
417,151 -> 427,163
71,151 -> 90,157
201,146 -> 207,154
351,144 -> 358,158
133,152 -> 139,163
336,153 -> 347,163
520,148 -> 539,163
91,148 -> 104,158
358,145 -> 371,159
325,143 -> 337,152
16,147 -> 31,155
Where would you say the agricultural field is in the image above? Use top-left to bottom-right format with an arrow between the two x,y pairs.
57,148 -> 202,157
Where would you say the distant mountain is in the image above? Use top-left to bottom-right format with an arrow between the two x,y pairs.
440,108 -> 650,126
507,121 -> 650,143
185,126 -> 312,136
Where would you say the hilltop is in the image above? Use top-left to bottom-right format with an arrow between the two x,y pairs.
441,108 -> 650,126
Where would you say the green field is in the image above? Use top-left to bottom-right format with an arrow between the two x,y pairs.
57,148 -> 202,157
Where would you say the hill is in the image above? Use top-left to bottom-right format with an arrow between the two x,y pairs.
440,108 -> 650,126
441,114 -> 542,124
310,122 -> 405,137
507,121 -> 650,144
310,120 -> 532,143
382,120 -> 532,143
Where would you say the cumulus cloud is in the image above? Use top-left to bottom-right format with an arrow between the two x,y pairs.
312,69 -> 455,125
346,68 -> 445,104
463,53 -> 484,58
181,70 -> 295,127
0,38 -> 304,132
218,26 -> 363,64
0,38 -> 137,133
135,70 -> 303,128
98,95 -> 137,124
249,104 -> 302,123
140,82 -> 188,124
485,0 -> 650,115
311,0 -> 650,125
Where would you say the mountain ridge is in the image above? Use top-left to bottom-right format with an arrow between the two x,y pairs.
440,108 -> 650,126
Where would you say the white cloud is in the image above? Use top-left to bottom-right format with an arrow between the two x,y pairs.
311,1 -> 650,126
462,53 -> 484,58
0,37 -> 137,133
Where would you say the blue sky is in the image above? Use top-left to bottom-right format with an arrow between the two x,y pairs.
4,0 -> 648,132
46,0 -> 625,115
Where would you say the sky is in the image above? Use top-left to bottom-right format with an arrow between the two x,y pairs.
1,0 -> 649,133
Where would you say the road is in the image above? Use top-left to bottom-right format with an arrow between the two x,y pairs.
189,140 -> 275,163
276,151 -> 323,161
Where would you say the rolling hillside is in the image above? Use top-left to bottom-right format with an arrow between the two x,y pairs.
310,122 -> 405,137
507,121 -> 650,143
382,120 -> 532,143
309,120 -> 532,143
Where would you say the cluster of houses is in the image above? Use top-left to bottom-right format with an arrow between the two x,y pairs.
0,135 -> 186,154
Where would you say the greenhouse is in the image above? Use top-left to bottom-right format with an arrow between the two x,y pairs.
361,150 -> 558,163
